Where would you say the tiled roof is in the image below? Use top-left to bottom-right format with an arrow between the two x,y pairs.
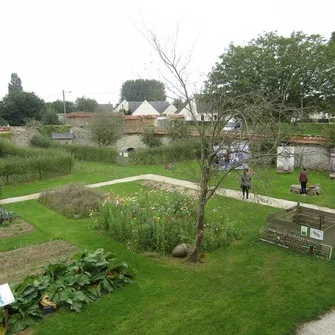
290,136 -> 328,144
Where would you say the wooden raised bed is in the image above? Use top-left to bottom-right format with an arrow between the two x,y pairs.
260,203 -> 335,260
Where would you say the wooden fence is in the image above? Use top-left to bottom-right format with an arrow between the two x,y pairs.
260,203 -> 335,259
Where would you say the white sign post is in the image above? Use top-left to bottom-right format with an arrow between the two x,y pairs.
0,284 -> 15,307
0,283 -> 15,331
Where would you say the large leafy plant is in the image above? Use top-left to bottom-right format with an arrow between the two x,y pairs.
0,208 -> 19,224
1,249 -> 135,334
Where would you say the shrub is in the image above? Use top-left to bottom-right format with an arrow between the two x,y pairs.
39,184 -> 103,218
131,138 -> 202,164
30,133 -> 55,148
0,140 -> 75,184
38,125 -> 71,137
0,132 -> 11,140
88,113 -> 124,146
96,189 -> 240,254
0,152 -> 74,184
0,181 -> 3,199
141,127 -> 162,147
60,144 -> 117,163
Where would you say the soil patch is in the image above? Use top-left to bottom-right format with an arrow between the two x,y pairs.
0,219 -> 35,238
0,240 -> 81,285
141,180 -> 199,199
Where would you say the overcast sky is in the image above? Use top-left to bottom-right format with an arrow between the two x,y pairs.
1,0 -> 334,105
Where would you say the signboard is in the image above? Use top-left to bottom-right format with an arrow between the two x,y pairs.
301,226 -> 308,237
217,144 -> 249,170
0,284 -> 15,307
310,228 -> 324,241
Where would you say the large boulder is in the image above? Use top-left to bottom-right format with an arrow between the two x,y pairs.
172,243 -> 191,258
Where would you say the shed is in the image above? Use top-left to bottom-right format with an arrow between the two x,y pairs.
51,133 -> 73,144
260,203 -> 335,259
117,147 -> 135,165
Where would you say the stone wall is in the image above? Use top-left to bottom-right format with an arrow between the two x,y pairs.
294,145 -> 330,170
7,126 -> 333,171
71,126 -> 95,145
116,133 -> 171,150
10,126 -> 38,146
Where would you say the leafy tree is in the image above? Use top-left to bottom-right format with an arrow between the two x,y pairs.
0,91 -> 45,126
88,113 -> 124,146
330,31 -> 335,44
75,96 -> 98,112
8,73 -> 23,93
46,100 -> 76,115
206,31 -> 335,118
41,106 -> 61,125
120,79 -> 166,101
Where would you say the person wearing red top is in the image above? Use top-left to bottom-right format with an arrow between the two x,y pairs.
299,168 -> 308,195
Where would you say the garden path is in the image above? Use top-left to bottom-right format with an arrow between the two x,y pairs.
0,174 -> 334,334
1,174 -> 335,215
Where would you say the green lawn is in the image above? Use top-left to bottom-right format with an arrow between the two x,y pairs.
280,122 -> 333,136
2,182 -> 335,334
2,160 -> 335,210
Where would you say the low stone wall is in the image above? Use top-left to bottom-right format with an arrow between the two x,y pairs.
71,126 -> 95,145
10,126 -> 38,147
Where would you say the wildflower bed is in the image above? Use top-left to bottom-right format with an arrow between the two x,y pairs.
95,187 -> 241,254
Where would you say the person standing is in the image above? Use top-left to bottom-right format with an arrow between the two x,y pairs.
299,168 -> 308,196
240,168 -> 252,199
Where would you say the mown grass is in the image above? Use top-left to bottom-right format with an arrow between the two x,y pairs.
280,122 -> 333,136
1,182 -> 335,334
2,160 -> 335,209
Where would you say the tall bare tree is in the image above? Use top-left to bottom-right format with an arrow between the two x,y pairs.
141,28 -> 295,262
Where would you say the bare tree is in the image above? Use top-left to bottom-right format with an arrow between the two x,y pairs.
141,28 -> 295,262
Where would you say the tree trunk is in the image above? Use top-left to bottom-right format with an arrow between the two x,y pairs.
188,166 -> 209,263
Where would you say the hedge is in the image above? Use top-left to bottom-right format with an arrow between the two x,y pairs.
38,125 -> 71,136
0,153 -> 75,184
131,138 -> 202,164
59,144 -> 117,164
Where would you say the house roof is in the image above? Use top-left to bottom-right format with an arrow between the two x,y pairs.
176,95 -> 207,114
128,102 -> 143,114
148,101 -> 170,114
96,104 -> 114,113
123,101 -> 171,114
51,132 -> 73,140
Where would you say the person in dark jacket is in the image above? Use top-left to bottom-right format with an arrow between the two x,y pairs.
299,168 -> 308,195
240,168 -> 252,199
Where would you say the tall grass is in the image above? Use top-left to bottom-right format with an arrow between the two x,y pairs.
39,184 -> 102,218
132,138 -> 202,164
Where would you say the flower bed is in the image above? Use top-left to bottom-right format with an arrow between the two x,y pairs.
96,189 -> 241,254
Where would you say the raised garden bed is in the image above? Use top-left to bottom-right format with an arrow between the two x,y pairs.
0,219 -> 35,238
0,240 -> 81,284
260,203 -> 335,259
